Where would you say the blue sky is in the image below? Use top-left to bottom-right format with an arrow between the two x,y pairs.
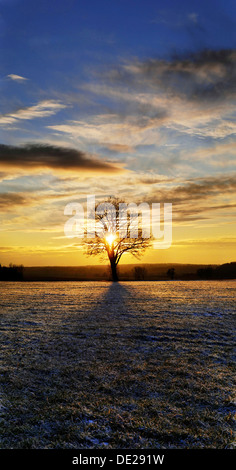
0,0 -> 235,151
0,0 -> 235,265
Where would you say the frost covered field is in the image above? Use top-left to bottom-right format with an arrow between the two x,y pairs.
0,280 -> 235,449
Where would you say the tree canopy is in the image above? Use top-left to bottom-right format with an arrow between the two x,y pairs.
83,198 -> 151,281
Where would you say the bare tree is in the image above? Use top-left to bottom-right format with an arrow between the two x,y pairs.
84,198 -> 151,282
134,266 -> 147,281
167,267 -> 175,280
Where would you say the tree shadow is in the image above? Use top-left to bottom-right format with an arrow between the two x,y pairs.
94,280 -> 156,320
77,281 -> 136,323
99,281 -> 132,304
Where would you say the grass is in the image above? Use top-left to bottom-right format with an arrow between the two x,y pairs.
0,280 -> 235,449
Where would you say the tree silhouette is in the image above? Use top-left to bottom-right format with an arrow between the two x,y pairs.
0,263 -> 24,281
167,267 -> 175,280
84,198 -> 151,282
197,267 -> 213,279
134,266 -> 147,280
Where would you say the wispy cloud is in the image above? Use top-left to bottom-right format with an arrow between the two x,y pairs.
6,73 -> 28,81
146,174 -> 236,223
0,244 -> 77,254
151,10 -> 203,31
49,48 -> 235,156
47,110 -> 168,151
0,192 -> 28,210
0,100 -> 67,126
148,174 -> 236,203
184,141 -> 236,161
173,236 -> 236,247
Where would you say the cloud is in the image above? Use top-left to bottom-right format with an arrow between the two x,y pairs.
7,74 -> 28,81
186,142 -> 236,161
0,171 -> 8,181
187,13 -> 199,24
0,100 -> 67,126
100,143 -> 134,153
0,244 -> 78,254
0,192 -> 28,210
145,174 -> 236,223
168,118 -> 236,139
0,143 -> 125,173
173,236 -> 236,247
151,10 -> 204,31
137,175 -> 176,185
68,48 -> 235,153
120,49 -> 236,102
149,174 -> 236,203
48,109 -> 168,150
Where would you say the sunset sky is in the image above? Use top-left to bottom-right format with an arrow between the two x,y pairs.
0,0 -> 235,266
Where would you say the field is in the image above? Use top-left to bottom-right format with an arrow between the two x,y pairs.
0,280 -> 235,449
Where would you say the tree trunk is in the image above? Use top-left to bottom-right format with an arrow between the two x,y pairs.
110,258 -> 118,282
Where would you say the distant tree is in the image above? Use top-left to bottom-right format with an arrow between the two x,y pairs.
167,267 -> 175,280
0,263 -> 24,281
134,266 -> 147,280
83,198 -> 151,282
197,267 -> 213,279
215,262 -> 236,279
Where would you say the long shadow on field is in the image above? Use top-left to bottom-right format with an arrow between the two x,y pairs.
75,281 -> 140,323
1,280 -> 234,449
98,281 -> 134,314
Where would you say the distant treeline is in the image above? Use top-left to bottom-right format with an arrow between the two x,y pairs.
196,263 -> 236,280
133,263 -> 236,280
0,263 -> 24,281
0,262 -> 235,281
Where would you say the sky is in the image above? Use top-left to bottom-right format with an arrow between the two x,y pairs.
0,0 -> 235,266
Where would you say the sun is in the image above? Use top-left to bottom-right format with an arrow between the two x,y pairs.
105,233 -> 116,247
